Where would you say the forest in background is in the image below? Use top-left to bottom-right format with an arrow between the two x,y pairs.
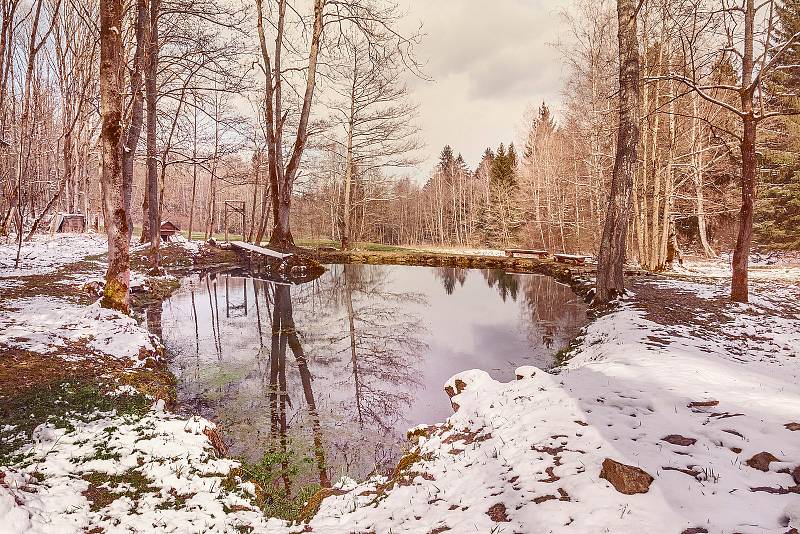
0,0 -> 798,268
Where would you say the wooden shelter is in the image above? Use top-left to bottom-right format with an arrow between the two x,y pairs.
160,221 -> 180,241
51,213 -> 86,233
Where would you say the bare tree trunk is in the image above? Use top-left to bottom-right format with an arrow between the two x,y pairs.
145,0 -> 160,270
732,117 -> 756,302
731,0 -> 757,304
691,92 -> 715,258
100,0 -> 131,313
596,0 -> 640,304
188,94 -> 197,241
124,0 -> 147,242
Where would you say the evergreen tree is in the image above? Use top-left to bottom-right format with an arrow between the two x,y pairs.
491,142 -> 516,187
756,2 -> 800,250
486,141 -> 522,245
438,145 -> 455,173
755,166 -> 800,249
771,0 -> 800,103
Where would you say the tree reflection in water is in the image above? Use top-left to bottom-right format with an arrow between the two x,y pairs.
435,267 -> 584,364
317,264 -> 427,477
159,264 -> 586,500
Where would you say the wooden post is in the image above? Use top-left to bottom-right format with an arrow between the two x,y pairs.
224,202 -> 229,243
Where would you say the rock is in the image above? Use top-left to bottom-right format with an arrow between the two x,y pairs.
786,422 -> 800,431
599,458 -> 654,495
681,529 -> 708,534
745,451 -> 780,472
444,378 -> 467,399
793,465 -> 800,485
486,503 -> 510,522
662,434 -> 697,446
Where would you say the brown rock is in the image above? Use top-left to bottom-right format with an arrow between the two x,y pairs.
793,465 -> 800,485
786,422 -> 800,431
486,503 -> 510,522
745,451 -> 779,472
600,458 -> 654,495
444,378 -> 467,399
662,435 -> 697,447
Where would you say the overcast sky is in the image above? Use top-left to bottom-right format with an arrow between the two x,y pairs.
399,0 -> 573,175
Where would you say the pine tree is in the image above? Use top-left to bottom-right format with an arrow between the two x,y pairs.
438,145 -> 455,173
756,2 -> 800,250
754,166 -> 800,249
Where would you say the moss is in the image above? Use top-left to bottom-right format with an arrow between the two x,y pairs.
100,278 -> 130,314
130,276 -> 181,308
296,486 -> 345,523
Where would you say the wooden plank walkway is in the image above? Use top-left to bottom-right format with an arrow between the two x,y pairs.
554,253 -> 591,265
505,248 -> 549,259
230,241 -> 293,260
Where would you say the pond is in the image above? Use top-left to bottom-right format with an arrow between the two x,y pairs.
153,263 -> 587,497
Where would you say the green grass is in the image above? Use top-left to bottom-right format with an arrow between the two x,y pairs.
234,439 -> 327,521
0,380 -> 151,466
294,238 -> 414,253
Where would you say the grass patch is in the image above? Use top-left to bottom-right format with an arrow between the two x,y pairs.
0,379 -> 151,466
130,276 -> 181,308
233,442 -> 326,521
82,468 -> 158,512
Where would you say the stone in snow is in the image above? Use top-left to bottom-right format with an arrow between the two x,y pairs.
662,434 -> 697,446
745,451 -> 780,472
599,458 -> 654,495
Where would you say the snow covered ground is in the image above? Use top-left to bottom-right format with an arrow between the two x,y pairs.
0,236 -> 284,533
678,255 -> 800,284
305,270 -> 800,533
0,234 -> 107,277
1,238 -> 798,533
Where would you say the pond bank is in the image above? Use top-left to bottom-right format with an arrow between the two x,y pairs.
311,248 -> 598,294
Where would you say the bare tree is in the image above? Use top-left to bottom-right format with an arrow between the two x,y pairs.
595,0 -> 641,304
327,28 -> 420,250
662,0 -> 800,302
99,0 -> 131,313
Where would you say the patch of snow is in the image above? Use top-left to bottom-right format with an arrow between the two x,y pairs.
416,246 -> 506,257
0,407 -> 291,533
0,297 -> 158,364
0,235 -> 107,278
678,258 -> 800,284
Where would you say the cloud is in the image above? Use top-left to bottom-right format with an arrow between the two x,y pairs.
398,0 -> 572,175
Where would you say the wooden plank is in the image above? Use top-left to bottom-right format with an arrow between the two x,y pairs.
505,249 -> 549,258
230,241 -> 293,260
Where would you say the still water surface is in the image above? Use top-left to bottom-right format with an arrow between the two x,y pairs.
157,264 -> 587,486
